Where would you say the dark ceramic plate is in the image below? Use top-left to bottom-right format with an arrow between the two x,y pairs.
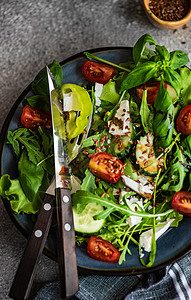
1,48 -> 191,275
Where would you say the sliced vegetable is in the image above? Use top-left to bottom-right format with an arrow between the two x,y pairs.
89,152 -> 124,183
176,104 -> 191,136
82,60 -> 115,84
108,99 -> 132,137
172,191 -> 191,217
20,105 -> 51,130
52,84 -> 93,140
113,131 -> 133,154
136,134 -> 163,174
61,84 -> 93,139
73,203 -> 105,233
87,236 -> 120,262
136,81 -> 167,105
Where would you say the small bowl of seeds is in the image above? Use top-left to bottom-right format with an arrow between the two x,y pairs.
142,0 -> 191,29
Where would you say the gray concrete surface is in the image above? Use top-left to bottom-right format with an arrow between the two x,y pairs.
1,1 -> 191,299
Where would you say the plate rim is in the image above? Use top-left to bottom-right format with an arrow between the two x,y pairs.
1,46 -> 191,275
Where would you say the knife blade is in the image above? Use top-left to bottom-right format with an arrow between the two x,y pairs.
47,67 -> 79,299
9,181 -> 55,300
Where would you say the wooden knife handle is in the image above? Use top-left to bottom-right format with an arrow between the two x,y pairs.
9,194 -> 55,300
56,188 -> 79,299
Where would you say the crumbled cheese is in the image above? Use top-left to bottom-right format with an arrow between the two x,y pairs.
137,176 -> 149,186
125,196 -> 144,227
119,190 -> 130,205
94,83 -> 103,106
138,182 -> 154,195
108,100 -> 131,136
140,219 -> 174,252
63,93 -> 81,111
122,175 -> 154,199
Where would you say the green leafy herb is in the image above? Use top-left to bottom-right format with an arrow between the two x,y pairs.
153,82 -> 174,150
81,169 -> 96,193
32,60 -> 63,96
83,52 -> 131,73
133,33 -> 156,65
140,90 -> 153,133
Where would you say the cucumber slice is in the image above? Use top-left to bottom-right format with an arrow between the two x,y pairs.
136,134 -> 162,175
73,203 -> 105,234
113,123 -> 134,153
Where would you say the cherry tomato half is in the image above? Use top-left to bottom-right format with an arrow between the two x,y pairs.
172,191 -> 191,217
176,104 -> 191,136
82,60 -> 115,84
89,152 -> 124,183
21,105 -> 51,130
87,236 -> 120,262
136,81 -> 167,105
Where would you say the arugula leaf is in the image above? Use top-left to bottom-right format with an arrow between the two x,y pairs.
182,134 -> 191,161
72,190 -> 174,218
83,52 -> 131,72
133,34 -> 156,66
7,128 -> 27,156
94,207 -> 115,220
161,143 -> 186,192
153,82 -> 174,150
7,127 -> 54,177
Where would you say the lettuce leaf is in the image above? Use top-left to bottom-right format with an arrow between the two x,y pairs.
0,174 -> 41,214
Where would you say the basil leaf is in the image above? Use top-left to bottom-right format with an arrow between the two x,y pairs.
153,82 -> 174,150
133,34 -> 156,66
120,61 -> 158,92
26,95 -> 50,114
169,50 -> 189,70
155,45 -> 170,61
163,68 -> 182,95
180,67 -> 191,106
32,60 -> 63,96
140,90 -> 152,133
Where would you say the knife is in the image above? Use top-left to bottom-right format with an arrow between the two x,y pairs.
47,67 -> 79,299
9,182 -> 55,300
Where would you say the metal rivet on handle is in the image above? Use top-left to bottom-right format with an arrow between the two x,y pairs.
34,230 -> 43,238
63,195 -> 69,203
64,223 -> 71,231
44,203 -> 51,211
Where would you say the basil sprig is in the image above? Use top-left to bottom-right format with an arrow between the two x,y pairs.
121,34 -> 189,95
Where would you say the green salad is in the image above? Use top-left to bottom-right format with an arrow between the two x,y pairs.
1,34 -> 191,266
